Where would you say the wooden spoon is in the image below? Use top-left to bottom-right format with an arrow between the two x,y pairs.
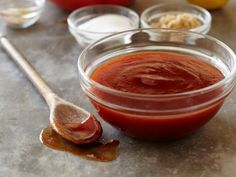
0,35 -> 102,144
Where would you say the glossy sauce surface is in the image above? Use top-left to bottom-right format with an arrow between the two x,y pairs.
40,127 -> 119,162
91,52 -> 224,94
88,52 -> 225,140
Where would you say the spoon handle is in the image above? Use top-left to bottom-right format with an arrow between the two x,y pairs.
0,36 -> 55,106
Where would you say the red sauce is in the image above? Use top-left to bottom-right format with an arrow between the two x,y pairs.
40,126 -> 119,162
89,52 -> 225,140
91,52 -> 224,94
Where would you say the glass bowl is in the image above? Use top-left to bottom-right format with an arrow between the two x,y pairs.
67,5 -> 139,48
0,0 -> 45,29
78,29 -> 236,140
141,3 -> 212,34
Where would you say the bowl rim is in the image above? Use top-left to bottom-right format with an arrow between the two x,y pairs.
67,4 -> 140,35
140,3 -> 212,34
78,28 -> 236,99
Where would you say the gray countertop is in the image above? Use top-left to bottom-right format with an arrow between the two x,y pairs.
1,0 -> 236,177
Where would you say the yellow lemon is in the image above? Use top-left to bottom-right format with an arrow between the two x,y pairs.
187,0 -> 229,10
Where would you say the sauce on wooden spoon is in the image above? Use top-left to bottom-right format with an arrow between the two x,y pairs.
50,100 -> 103,144
0,36 -> 119,161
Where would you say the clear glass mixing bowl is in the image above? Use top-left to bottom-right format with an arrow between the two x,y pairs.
78,29 -> 236,140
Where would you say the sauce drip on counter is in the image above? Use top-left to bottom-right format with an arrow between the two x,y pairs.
91,52 -> 224,94
40,126 -> 119,162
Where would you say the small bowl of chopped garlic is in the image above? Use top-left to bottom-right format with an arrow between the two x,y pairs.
141,3 -> 211,34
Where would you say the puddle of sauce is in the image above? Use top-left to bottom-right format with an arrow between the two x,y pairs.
40,126 -> 119,162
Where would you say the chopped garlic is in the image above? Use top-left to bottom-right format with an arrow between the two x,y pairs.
150,13 -> 201,30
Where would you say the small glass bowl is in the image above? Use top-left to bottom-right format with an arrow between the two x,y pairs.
67,5 -> 139,48
0,0 -> 45,29
141,3 -> 212,34
78,29 -> 236,140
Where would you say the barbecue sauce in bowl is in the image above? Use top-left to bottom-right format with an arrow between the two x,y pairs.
88,52 -> 225,140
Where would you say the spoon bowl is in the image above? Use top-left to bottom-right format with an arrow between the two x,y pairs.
50,95 -> 102,144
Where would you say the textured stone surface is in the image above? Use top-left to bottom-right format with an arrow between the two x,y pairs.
0,0 -> 236,177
